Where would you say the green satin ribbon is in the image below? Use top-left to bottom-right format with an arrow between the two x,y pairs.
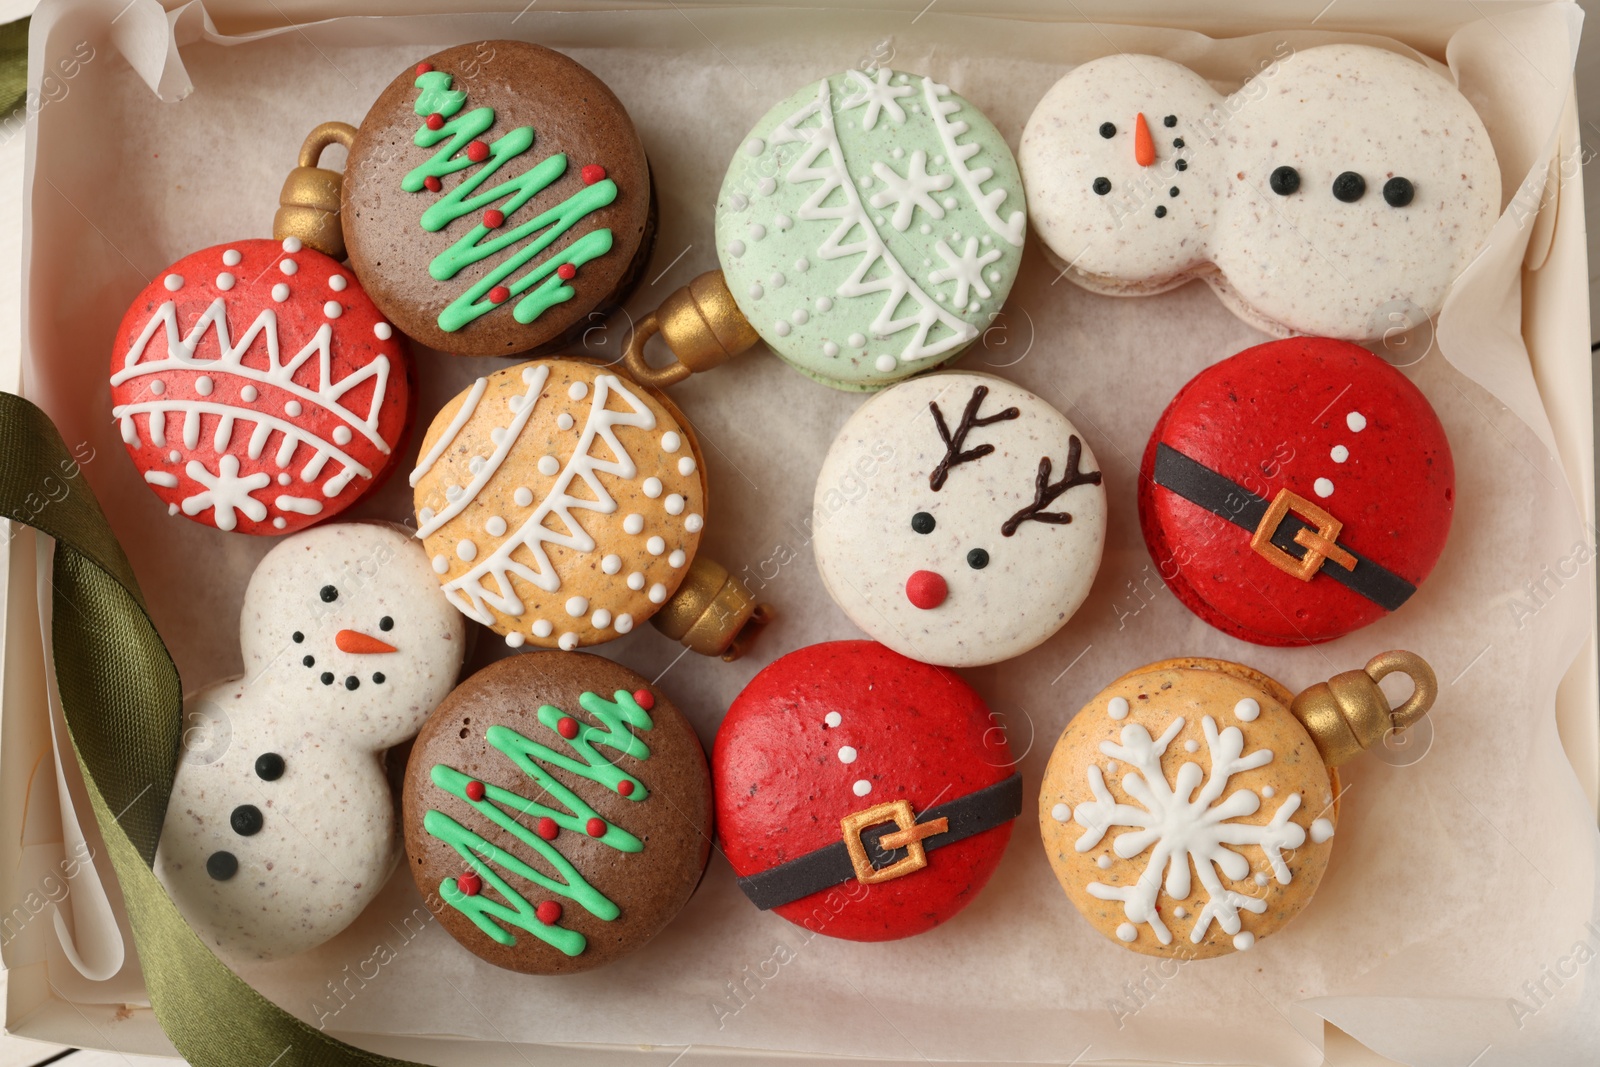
0,19 -> 28,121
0,392 -> 426,1065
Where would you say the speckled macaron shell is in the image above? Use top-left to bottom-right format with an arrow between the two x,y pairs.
717,69 -> 1027,390
155,522 -> 467,961
412,360 -> 705,650
403,652 -> 712,974
812,371 -> 1105,667
1019,45 -> 1500,340
1040,659 -> 1337,959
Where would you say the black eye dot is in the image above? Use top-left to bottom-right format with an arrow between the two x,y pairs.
230,804 -> 264,837
373,673 -> 386,685
1383,176 -> 1414,207
911,511 -> 936,534
255,752 -> 285,781
302,655 -> 315,668
1154,205 -> 1168,218
1092,177 -> 1111,196
321,672 -> 334,685
1169,187 -> 1180,197
1332,171 -> 1366,202
1270,166 -> 1300,195
206,851 -> 238,881
291,632 -> 304,643
319,585 -> 338,603
967,548 -> 990,570
1172,138 -> 1184,149
1175,159 -> 1188,172
345,676 -> 360,691
1099,121 -> 1116,138
379,616 -> 394,631
1163,115 -> 1177,128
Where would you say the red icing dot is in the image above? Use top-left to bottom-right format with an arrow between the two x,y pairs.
423,175 -> 443,193
415,62 -> 434,75
465,780 -> 486,802
581,164 -> 607,185
557,716 -> 579,739
556,263 -> 577,281
617,780 -> 634,797
489,285 -> 511,305
536,817 -> 559,841
536,900 -> 563,925
425,113 -> 445,131
586,817 -> 606,838
456,872 -> 482,896
466,140 -> 490,163
632,688 -> 655,710
905,569 -> 949,610
483,208 -> 505,228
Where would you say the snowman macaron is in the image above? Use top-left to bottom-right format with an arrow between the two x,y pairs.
155,523 -> 465,960
812,372 -> 1106,668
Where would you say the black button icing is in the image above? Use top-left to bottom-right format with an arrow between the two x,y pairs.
373,673 -> 386,685
1270,166 -> 1300,195
231,805 -> 263,836
1099,121 -> 1116,138
967,548 -> 990,570
1154,206 -> 1168,218
379,616 -> 394,631
321,672 -> 334,686
1383,176 -> 1415,207
911,512 -> 936,534
206,851 -> 238,881
319,585 -> 338,603
1332,171 -> 1366,202
345,676 -> 360,691
1093,177 -> 1111,196
1163,115 -> 1177,127
255,752 -> 285,781
302,655 -> 314,668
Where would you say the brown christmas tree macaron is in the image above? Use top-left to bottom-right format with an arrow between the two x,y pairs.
402,652 -> 712,974
342,41 -> 654,356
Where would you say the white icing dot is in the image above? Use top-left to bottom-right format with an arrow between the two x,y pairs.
557,413 -> 575,431
791,309 -> 809,325
1049,803 -> 1070,822
816,296 -> 833,312
566,596 -> 588,617
1262,785 -> 1276,798
772,321 -> 791,337
150,379 -> 166,395
240,385 -> 257,402
643,477 -> 663,498
665,494 -> 686,515
825,711 -> 843,728
272,283 -> 290,302
756,177 -> 776,196
966,301 -> 979,314
506,632 -> 526,648
1185,739 -> 1200,753
374,322 -> 393,340
485,516 -> 507,537
538,455 -> 561,476
794,256 -> 808,272
1116,923 -> 1138,943
942,196 -> 957,209
446,485 -> 462,500
669,549 -> 686,568
163,274 -> 183,291
749,283 -> 765,300
647,536 -> 666,555
988,270 -> 1002,283
285,400 -> 303,417
615,614 -> 634,633
1174,906 -> 1188,919
332,426 -> 352,446
279,473 -> 292,486
432,554 -> 448,574
1233,932 -> 1256,951
684,513 -> 704,533
568,380 -> 588,401
532,619 -> 554,638
281,236 -> 302,253
1346,411 -> 1367,432
167,449 -> 180,463
1097,855 -> 1112,870
328,274 -> 347,292
1313,478 -> 1335,498
749,223 -> 767,240
627,572 -> 646,591
874,354 -> 896,373
728,239 -> 746,258
852,779 -> 872,797
775,215 -> 793,232
919,223 -> 932,235
457,540 -> 477,562
744,137 -> 765,156
1254,872 -> 1270,887
823,341 -> 840,357
1331,445 -> 1350,463
678,456 -> 697,477
648,583 -> 668,604
1310,818 -> 1335,844
221,248 -> 241,267
272,516 -> 286,528
602,554 -> 622,574
848,333 -> 866,348
215,272 -> 235,291
623,513 -> 645,535
858,174 -> 873,189
1234,698 -> 1260,722
279,258 -> 298,276
1107,697 -> 1130,720
514,487 -> 534,507
838,746 -> 858,764
559,632 -> 580,651
661,432 -> 682,454
592,608 -> 613,629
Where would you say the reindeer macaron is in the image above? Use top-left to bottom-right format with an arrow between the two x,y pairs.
813,372 -> 1106,667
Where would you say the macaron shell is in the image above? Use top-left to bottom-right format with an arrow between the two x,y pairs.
714,641 -> 1015,942
1140,337 -> 1453,645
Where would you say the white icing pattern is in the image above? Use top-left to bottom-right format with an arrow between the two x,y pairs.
923,78 -> 1026,246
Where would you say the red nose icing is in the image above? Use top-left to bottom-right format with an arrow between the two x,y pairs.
905,570 -> 948,610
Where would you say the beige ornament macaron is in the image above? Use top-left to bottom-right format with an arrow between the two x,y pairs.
1040,651 -> 1436,958
412,359 -> 767,658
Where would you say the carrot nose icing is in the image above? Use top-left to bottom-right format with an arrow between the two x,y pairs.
1134,112 -> 1155,166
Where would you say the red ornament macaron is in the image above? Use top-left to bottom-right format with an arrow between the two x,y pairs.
110,238 -> 410,534
713,641 -> 1021,942
1139,337 -> 1453,645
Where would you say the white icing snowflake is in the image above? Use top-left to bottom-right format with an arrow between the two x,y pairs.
1072,711 -> 1306,946
181,455 -> 270,532
929,237 -> 1001,306
839,68 -> 913,131
868,150 -> 954,232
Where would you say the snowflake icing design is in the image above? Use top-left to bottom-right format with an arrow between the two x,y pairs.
182,455 -> 270,532
868,150 -> 954,232
929,237 -> 1001,306
1072,710 -> 1306,946
838,68 -> 914,131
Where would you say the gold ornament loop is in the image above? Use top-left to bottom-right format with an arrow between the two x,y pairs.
1289,649 -> 1438,767
622,270 -> 760,390
273,121 -> 358,260
1363,649 -> 1438,732
622,312 -> 691,390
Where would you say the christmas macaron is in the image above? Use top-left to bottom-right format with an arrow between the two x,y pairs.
342,41 -> 653,357
813,371 -> 1106,667
714,641 -> 1022,942
402,652 -> 711,974
1140,337 -> 1453,645
110,238 -> 410,534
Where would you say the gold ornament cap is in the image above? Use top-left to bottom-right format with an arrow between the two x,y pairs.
1290,650 -> 1437,767
623,270 -> 760,389
273,122 -> 357,260
650,555 -> 772,660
